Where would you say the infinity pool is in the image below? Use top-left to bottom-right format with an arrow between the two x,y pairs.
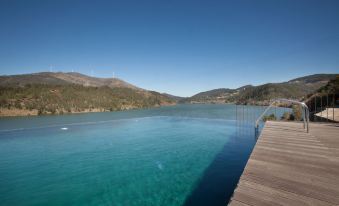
0,104 -> 275,206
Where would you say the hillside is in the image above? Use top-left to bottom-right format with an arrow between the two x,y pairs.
288,74 -> 337,84
0,72 -> 140,89
1,72 -> 337,116
180,88 -> 239,104
181,74 -> 338,105
304,75 -> 339,114
161,93 -> 184,101
0,72 -> 175,116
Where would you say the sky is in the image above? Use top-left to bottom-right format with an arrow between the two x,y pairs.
0,0 -> 339,96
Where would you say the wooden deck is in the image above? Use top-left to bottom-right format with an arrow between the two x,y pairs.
315,108 -> 339,122
228,121 -> 339,206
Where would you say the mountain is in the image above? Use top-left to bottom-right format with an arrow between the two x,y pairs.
181,74 -> 338,105
161,93 -> 184,101
180,85 -> 254,104
0,72 -> 176,116
288,74 -> 337,84
316,75 -> 339,94
0,72 -> 139,89
304,75 -> 339,114
180,88 -> 237,103
1,72 -> 337,117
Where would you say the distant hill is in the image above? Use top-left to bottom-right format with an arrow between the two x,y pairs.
0,72 -> 175,116
304,75 -> 339,114
316,75 -> 339,94
288,74 -> 336,84
0,72 -> 139,90
0,72 -> 337,116
180,88 -> 239,104
161,93 -> 184,101
181,74 -> 338,105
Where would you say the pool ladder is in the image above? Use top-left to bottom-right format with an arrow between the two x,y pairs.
255,99 -> 310,133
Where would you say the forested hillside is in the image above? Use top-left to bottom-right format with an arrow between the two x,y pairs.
0,72 -> 337,116
0,73 -> 175,116
182,74 -> 338,105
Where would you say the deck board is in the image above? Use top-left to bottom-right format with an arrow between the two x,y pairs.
228,121 -> 339,206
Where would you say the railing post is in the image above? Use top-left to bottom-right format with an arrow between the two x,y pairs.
314,96 -> 317,121
320,95 -> 323,120
302,106 -> 306,129
327,93 -> 329,122
274,103 -> 277,120
306,107 -> 309,133
333,93 -> 335,122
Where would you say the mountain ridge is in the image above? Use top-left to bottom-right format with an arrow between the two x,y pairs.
0,72 -> 175,116
0,72 -> 141,90
0,72 -> 338,116
181,74 -> 338,105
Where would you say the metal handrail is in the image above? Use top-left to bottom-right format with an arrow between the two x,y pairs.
255,99 -> 310,133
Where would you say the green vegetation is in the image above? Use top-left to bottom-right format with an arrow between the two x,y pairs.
0,84 -> 174,115
0,72 -> 337,116
181,74 -> 337,105
262,113 -> 277,122
320,75 -> 339,93
292,105 -> 303,121
279,105 -> 303,121
263,105 -> 303,122
281,112 -> 291,120
304,75 -> 338,114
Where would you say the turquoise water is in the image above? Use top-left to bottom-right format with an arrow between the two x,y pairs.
0,104 -> 287,206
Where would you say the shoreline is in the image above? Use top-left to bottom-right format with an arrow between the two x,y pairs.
0,103 -> 177,118
0,102 -> 282,118
0,108 -> 107,117
0,102 -> 275,118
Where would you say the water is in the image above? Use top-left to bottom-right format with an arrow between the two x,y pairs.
0,104 -> 287,206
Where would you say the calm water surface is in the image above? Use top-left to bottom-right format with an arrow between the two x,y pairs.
0,104 -> 286,206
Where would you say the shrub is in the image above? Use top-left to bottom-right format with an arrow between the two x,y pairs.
263,113 -> 276,122
292,105 -> 302,121
38,108 -> 44,115
281,112 -> 291,120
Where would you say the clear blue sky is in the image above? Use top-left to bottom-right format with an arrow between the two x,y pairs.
0,0 -> 339,96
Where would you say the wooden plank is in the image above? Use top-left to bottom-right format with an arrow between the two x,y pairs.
237,180 -> 333,206
227,200 -> 251,206
243,164 -> 339,193
234,184 -> 325,206
240,173 -> 339,204
250,152 -> 339,177
228,121 -> 339,206
246,159 -> 339,185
